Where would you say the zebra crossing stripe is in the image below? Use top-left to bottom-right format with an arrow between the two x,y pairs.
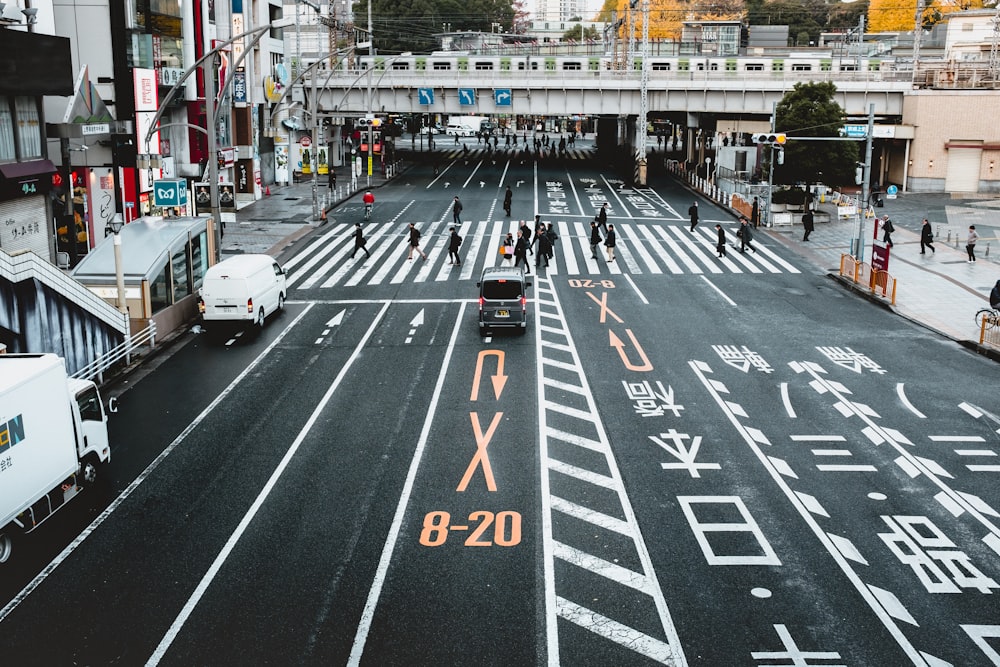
284,219 -> 802,288
619,224 -> 663,274
286,223 -> 349,287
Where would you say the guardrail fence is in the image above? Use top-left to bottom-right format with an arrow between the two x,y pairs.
840,254 -> 897,304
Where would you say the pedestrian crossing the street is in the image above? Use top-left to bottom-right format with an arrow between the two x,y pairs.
438,146 -> 597,162
282,219 -> 801,290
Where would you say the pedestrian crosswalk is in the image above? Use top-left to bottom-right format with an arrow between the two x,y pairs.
438,146 -> 596,161
282,219 -> 800,290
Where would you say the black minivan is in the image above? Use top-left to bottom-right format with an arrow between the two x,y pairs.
477,267 -> 531,335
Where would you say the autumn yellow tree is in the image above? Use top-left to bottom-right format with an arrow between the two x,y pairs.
595,0 -> 742,41
868,0 -> 983,33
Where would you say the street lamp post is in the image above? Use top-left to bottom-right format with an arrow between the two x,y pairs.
146,17 -> 295,260
106,214 -> 128,316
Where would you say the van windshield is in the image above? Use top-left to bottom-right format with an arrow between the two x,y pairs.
483,280 -> 522,300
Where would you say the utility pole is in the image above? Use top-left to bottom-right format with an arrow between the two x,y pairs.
856,104 -> 875,263
765,101 -> 776,228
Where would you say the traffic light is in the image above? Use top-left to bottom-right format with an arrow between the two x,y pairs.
752,133 -> 787,146
359,117 -> 382,128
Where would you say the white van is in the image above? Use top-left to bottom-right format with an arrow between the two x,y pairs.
446,122 -> 477,137
198,254 -> 287,329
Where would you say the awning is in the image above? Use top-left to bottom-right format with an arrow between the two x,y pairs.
0,159 -> 58,180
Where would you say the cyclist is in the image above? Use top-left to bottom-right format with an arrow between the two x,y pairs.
362,190 -> 375,220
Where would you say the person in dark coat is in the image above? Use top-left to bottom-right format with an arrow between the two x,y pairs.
350,222 -> 370,259
503,186 -> 512,216
715,224 -> 727,257
519,220 -> 533,255
597,203 -> 609,234
407,222 -> 428,260
448,226 -> 462,265
688,201 -> 699,231
920,218 -> 935,254
880,214 -> 894,248
750,197 -> 760,228
452,196 -> 463,225
737,217 -> 756,253
802,209 -> 815,242
590,220 -> 602,259
545,223 -> 559,262
514,230 -> 531,273
604,224 -> 617,262
990,279 -> 1000,310
536,228 -> 551,267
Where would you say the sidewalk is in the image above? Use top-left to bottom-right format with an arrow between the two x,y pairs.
223,164 -> 392,256
764,192 -> 1000,357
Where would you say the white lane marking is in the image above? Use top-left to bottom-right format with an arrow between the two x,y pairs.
699,275 -> 737,306
535,276 -> 687,666
348,302 -> 467,665
565,167 -> 585,215
0,305 -> 314,626
623,274 -> 649,305
556,596 -> 678,664
690,359 -> 930,664
896,383 -> 926,418
145,303 -> 380,665
780,382 -> 796,418
929,435 -> 987,442
603,175 -> 634,217
790,434 -> 847,441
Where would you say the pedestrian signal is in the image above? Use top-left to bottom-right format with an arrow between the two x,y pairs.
752,133 -> 786,146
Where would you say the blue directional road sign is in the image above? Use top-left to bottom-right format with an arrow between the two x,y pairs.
418,87 -> 434,105
842,124 -> 867,138
153,179 -> 188,207
494,89 -> 512,107
458,88 -> 476,105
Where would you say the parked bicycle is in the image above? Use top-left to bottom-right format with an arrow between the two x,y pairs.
975,308 -> 999,330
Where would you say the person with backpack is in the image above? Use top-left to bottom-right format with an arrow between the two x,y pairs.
448,226 -> 462,265
407,222 -> 428,260
802,209 -> 815,242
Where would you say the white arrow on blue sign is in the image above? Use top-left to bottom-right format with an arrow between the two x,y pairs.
458,88 -> 475,105
494,89 -> 511,106
418,88 -> 434,105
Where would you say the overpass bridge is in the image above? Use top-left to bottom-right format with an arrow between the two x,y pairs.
308,53 -> 914,120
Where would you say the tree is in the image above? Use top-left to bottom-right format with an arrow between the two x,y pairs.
354,0 -> 515,53
563,24 -> 601,40
773,82 -> 859,188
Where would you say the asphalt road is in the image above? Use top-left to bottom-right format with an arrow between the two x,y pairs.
1,148 -> 998,666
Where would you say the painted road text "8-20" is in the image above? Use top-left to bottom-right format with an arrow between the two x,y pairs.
419,511 -> 522,547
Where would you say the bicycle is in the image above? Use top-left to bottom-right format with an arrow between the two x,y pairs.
363,203 -> 373,221
975,308 -> 999,330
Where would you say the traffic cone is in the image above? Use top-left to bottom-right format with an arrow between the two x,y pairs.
265,185 -> 271,196
320,208 -> 326,221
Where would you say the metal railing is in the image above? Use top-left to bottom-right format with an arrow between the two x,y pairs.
979,311 -> 1000,347
71,321 -> 158,385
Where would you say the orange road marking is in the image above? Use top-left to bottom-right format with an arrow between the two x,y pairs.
585,291 -> 624,324
457,411 -> 503,492
609,328 -> 653,371
470,350 -> 508,401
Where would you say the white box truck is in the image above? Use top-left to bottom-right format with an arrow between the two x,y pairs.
198,254 -> 287,330
0,353 -> 112,564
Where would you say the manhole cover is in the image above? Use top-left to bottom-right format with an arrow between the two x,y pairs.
284,197 -> 301,201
